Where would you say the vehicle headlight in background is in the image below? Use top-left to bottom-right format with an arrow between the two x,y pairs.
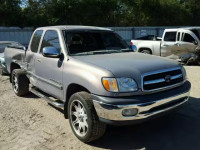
181,65 -> 187,80
102,77 -> 138,92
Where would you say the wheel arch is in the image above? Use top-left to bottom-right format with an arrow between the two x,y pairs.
64,83 -> 91,118
138,47 -> 153,54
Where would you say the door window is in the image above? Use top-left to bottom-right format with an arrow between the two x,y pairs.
40,30 -> 61,53
30,30 -> 43,53
164,32 -> 176,42
182,33 -> 195,43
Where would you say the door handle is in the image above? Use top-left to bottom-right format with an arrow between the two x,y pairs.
163,44 -> 169,47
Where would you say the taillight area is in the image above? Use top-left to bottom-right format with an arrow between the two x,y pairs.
130,41 -> 133,45
131,41 -> 136,51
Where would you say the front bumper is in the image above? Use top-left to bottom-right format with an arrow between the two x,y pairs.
93,81 -> 190,124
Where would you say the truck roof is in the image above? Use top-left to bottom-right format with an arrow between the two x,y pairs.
165,27 -> 200,32
36,25 -> 112,31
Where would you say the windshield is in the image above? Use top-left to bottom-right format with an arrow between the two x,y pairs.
63,31 -> 131,55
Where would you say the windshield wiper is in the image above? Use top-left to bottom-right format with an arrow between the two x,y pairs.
91,50 -> 120,54
73,50 -> 120,55
72,49 -> 132,56
72,52 -> 93,56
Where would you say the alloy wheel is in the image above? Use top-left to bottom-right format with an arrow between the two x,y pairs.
70,100 -> 88,137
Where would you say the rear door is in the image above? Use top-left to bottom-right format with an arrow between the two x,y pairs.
34,30 -> 64,100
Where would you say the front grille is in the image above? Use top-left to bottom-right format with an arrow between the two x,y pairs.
142,68 -> 184,91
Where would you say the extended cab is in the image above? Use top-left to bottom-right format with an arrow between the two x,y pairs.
131,27 -> 200,64
5,26 -> 191,142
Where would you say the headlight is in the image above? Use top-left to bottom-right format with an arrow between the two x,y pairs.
102,77 -> 138,92
117,78 -> 138,92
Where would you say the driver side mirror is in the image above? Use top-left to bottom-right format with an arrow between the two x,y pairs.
42,47 -> 60,58
193,41 -> 198,45
21,46 -> 27,51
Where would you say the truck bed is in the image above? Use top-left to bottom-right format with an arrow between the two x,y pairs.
131,40 -> 161,56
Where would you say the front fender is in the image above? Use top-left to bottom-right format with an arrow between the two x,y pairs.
62,58 -> 114,100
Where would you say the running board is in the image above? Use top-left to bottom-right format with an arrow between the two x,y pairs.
30,88 -> 64,108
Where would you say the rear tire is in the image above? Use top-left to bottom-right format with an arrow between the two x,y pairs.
197,58 -> 200,66
0,65 -> 5,76
140,49 -> 152,54
11,69 -> 29,96
68,91 -> 106,143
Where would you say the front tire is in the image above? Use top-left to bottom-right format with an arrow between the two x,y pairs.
197,58 -> 200,65
11,69 -> 29,96
68,92 -> 106,143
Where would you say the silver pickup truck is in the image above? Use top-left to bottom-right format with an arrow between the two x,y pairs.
131,27 -> 200,64
5,26 -> 191,142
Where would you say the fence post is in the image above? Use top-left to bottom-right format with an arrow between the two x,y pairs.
156,27 -> 159,36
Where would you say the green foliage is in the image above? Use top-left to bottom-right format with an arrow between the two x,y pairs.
0,0 -> 200,27
0,0 -> 22,26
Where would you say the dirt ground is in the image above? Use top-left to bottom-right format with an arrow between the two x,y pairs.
0,66 -> 199,150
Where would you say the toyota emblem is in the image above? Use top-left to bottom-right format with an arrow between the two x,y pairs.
165,75 -> 171,82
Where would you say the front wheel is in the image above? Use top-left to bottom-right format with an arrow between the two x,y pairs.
68,92 -> 106,143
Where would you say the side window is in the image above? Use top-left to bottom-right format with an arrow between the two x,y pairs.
164,32 -> 176,42
40,30 -> 61,53
182,33 -> 195,43
30,30 -> 43,53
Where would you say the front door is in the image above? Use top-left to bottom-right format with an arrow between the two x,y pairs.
161,31 -> 177,58
35,30 -> 64,100
25,30 -> 43,86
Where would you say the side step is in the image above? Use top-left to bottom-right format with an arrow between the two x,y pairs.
30,88 -> 64,109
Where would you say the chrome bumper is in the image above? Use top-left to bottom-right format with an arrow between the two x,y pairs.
93,91 -> 190,121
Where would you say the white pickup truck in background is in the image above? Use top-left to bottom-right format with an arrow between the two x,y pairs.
131,27 -> 200,64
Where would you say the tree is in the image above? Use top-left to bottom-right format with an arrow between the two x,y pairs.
1,0 -> 200,27
0,0 -> 22,26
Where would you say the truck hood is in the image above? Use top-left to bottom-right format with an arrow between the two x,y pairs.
72,52 -> 180,82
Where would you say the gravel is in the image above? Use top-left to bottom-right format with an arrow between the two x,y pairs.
0,66 -> 199,150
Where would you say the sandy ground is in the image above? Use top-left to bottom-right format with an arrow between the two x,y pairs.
0,66 -> 199,150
